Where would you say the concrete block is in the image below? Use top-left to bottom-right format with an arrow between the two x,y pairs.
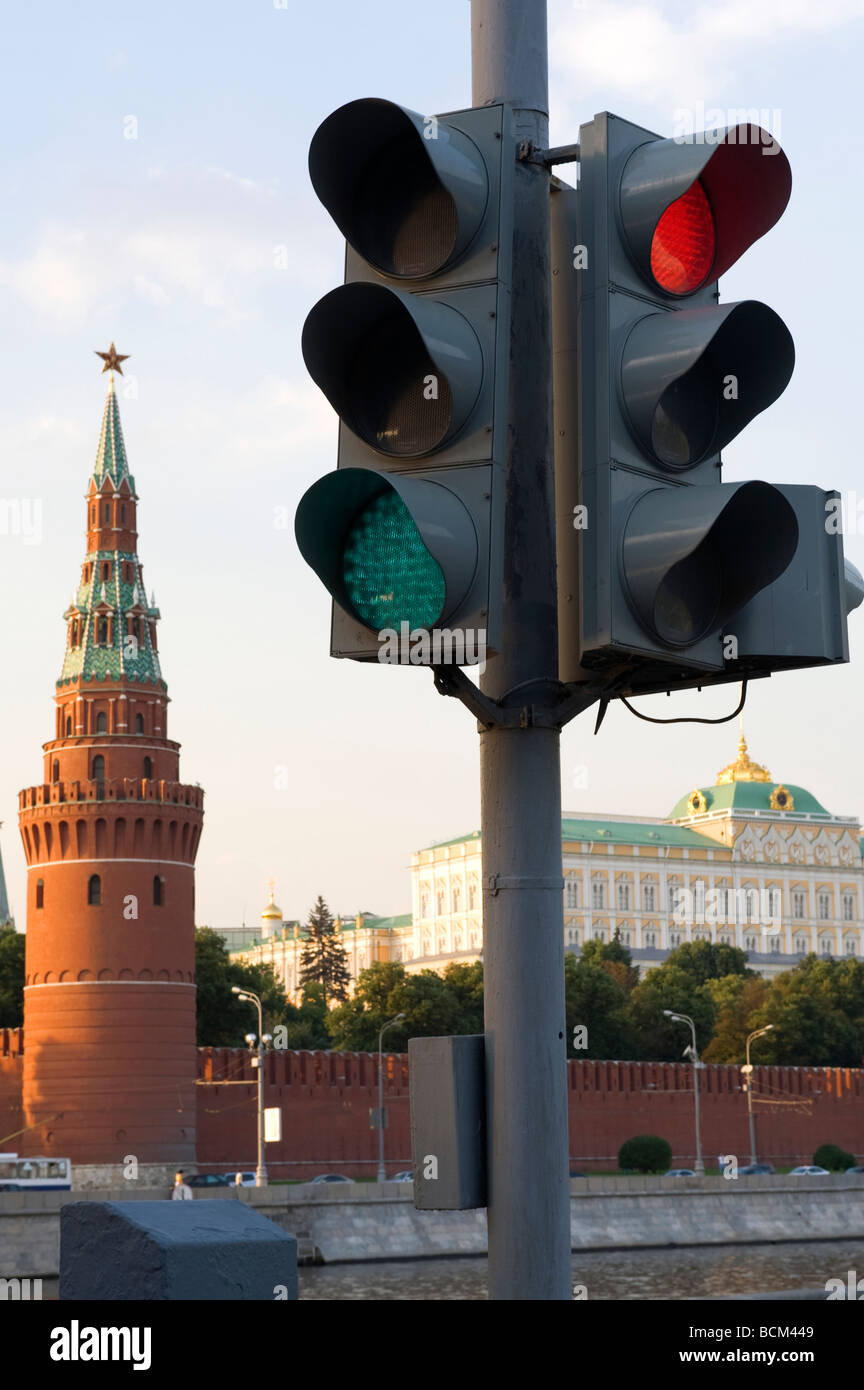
59,1200 -> 297,1301
409,1034 -> 486,1210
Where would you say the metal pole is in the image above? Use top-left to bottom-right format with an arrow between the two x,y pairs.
472,0 -> 571,1300
746,1033 -> 756,1166
256,996 -> 267,1188
690,1019 -> 704,1176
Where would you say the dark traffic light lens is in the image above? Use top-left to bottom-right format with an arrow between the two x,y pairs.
356,133 -> 458,278
655,555 -> 720,644
349,313 -> 453,455
652,365 -> 717,467
342,490 -> 446,629
650,181 -> 715,294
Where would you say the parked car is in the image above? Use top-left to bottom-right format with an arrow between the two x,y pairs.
845,1165 -> 864,1174
185,1173 -> 231,1188
310,1173 -> 352,1184
0,1183 -> 21,1192
232,1171 -> 257,1187
788,1165 -> 830,1176
664,1168 -> 697,1177
391,1171 -> 413,1183
738,1163 -> 776,1175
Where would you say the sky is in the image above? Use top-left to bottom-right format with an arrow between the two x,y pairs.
0,0 -> 862,932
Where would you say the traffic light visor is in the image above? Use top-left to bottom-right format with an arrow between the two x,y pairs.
620,125 -> 791,294
295,469 -> 478,631
622,481 -> 798,645
302,283 -> 483,458
309,98 -> 489,278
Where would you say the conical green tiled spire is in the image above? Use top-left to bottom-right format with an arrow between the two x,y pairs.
92,379 -> 134,487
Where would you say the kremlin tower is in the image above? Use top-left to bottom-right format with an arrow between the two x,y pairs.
17,347 -> 204,1182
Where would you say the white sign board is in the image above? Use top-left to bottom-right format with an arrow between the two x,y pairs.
264,1106 -> 282,1143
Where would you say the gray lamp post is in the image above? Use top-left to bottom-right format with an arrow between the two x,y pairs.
377,1012 -> 405,1182
663,1009 -> 704,1174
232,985 -> 269,1187
743,1024 -> 774,1165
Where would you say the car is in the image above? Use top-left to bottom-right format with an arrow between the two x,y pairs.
788,1165 -> 830,1176
569,1171 -> 587,1179
184,1173 -> 231,1188
310,1173 -> 352,1184
664,1168 -> 697,1177
0,1183 -> 21,1192
391,1171 -> 413,1182
845,1165 -> 864,1174
230,1171 -> 257,1187
738,1163 -> 776,1175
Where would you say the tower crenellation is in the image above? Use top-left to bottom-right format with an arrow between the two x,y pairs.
18,350 -> 204,1182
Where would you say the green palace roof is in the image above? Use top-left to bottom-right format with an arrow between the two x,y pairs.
422,820 -> 719,852
668,780 -> 829,820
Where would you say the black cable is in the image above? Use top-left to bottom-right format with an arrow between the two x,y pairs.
619,679 -> 748,726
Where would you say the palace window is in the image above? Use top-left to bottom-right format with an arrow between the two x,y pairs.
436,889 -> 445,916
620,928 -> 632,946
770,937 -> 781,953
792,891 -> 806,920
565,876 -> 579,909
468,882 -> 478,911
617,882 -> 630,911
794,936 -> 807,954
821,937 -> 833,956
718,932 -> 733,946
766,888 -> 780,916
591,881 -> 605,911
845,939 -> 857,956
843,894 -> 856,922
670,932 -> 682,948
87,874 -> 101,906
643,884 -> 656,912
818,892 -> 831,920
744,934 -> 757,952
420,890 -> 431,919
644,930 -> 657,948
593,928 -> 607,942
452,884 -> 462,913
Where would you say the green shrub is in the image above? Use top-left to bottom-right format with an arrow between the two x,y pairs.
618,1134 -> 673,1174
813,1143 -> 856,1172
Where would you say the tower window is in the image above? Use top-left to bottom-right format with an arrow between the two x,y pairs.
88,874 -> 101,906
143,756 -> 152,779
121,504 -> 126,523
92,754 -> 105,788
135,713 -> 144,734
96,712 -> 108,733
36,879 -> 44,909
65,717 -> 72,736
101,561 -> 111,582
52,759 -> 59,783
153,875 -> 165,907
96,617 -> 109,645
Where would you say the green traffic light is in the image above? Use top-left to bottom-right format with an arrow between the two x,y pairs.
342,490 -> 445,630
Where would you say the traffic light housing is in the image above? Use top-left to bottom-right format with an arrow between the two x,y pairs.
296,98 -> 514,663
553,113 -> 858,697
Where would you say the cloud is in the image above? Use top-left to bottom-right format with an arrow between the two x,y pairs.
0,166 -> 334,322
549,0 -> 863,109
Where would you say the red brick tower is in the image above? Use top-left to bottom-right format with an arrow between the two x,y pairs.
18,348 -> 204,1181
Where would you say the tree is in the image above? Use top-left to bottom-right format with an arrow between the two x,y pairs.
0,926 -> 25,1028
273,981 -> 332,1051
194,926 -> 288,1046
565,953 -> 634,1059
626,963 -> 716,1061
702,974 -> 771,1064
299,896 -> 351,1007
666,939 -> 752,987
326,960 -> 479,1052
754,956 -> 863,1066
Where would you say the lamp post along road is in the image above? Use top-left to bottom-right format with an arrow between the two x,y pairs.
664,1010 -> 704,1174
232,985 -> 268,1187
377,1013 -> 405,1182
745,1025 -> 774,1165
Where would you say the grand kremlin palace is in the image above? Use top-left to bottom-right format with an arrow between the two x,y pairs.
231,738 -> 864,996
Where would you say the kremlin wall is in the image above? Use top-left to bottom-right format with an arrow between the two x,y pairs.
2,1028 -> 862,1177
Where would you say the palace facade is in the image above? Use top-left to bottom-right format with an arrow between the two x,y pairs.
233,737 -> 863,994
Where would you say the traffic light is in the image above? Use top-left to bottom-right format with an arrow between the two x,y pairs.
295,98 -> 514,664
553,114 -> 859,696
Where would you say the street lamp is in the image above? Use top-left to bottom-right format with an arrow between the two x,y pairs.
377,1012 -> 405,1182
743,1024 -> 774,1166
232,985 -> 268,1187
663,1010 -> 704,1175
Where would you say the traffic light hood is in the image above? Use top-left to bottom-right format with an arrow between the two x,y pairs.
302,283 -> 484,458
619,125 -> 791,295
308,98 -> 489,279
295,468 -> 478,632
621,300 -> 795,469
622,481 -> 799,646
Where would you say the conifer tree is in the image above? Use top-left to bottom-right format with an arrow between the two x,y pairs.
299,896 -> 351,1006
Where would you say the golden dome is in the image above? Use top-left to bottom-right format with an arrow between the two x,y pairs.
261,880 -> 282,922
716,736 -> 771,785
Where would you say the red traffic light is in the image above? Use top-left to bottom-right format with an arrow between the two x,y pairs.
650,180 -> 715,293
